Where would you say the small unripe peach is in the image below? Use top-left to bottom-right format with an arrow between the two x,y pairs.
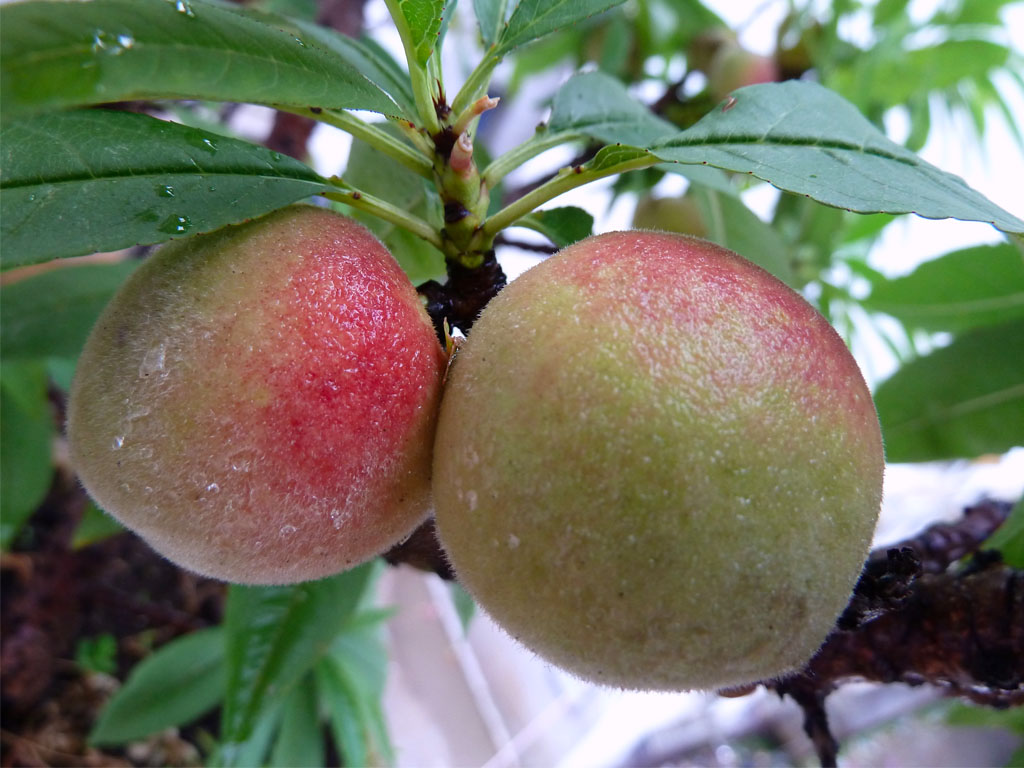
708,45 -> 779,102
68,206 -> 447,584
632,194 -> 708,238
433,232 -> 883,691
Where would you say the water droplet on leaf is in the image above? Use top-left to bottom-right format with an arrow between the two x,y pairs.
158,214 -> 192,234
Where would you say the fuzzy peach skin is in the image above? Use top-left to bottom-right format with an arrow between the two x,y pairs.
68,206 -> 447,584
433,231 -> 883,691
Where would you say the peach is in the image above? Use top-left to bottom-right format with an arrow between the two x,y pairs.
68,206 -> 447,584
432,231 -> 883,690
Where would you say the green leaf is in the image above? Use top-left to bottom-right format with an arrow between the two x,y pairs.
474,0 -> 510,48
89,627 -> 226,745
1,261 -> 138,359
690,187 -> 796,286
583,143 -> 656,174
267,679 -> 325,768
519,206 -> 594,247
219,563 -> 377,753
495,0 -> 628,57
388,0 -> 447,65
1,110 -> 330,267
831,40 -> 1010,112
317,611 -> 393,766
0,360 -> 54,549
874,319 -> 1024,462
449,581 -> 476,632
985,497 -> 1024,568
651,81 -> 1024,234
548,71 -> 677,147
343,130 -> 445,284
864,244 -> 1024,333
74,634 -> 118,675
0,0 -> 398,120
72,501 -> 126,550
293,27 -> 418,118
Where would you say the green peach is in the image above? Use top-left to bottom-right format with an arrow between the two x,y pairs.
68,206 -> 447,584
708,46 -> 779,102
632,194 -> 708,239
432,231 -> 883,691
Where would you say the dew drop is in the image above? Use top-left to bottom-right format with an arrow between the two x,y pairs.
158,214 -> 192,234
112,435 -> 125,449
164,0 -> 196,18
139,343 -> 166,376
280,524 -> 298,536
91,29 -> 134,55
156,184 -> 175,198
206,482 -> 220,493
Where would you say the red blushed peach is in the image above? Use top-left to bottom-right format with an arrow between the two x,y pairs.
432,231 -> 883,691
68,206 -> 447,584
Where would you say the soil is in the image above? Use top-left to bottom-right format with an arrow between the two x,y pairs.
1,468 -> 225,767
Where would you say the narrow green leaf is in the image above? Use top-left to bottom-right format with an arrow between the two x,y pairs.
449,582 -> 476,632
0,361 -> 54,549
651,81 -> 1024,234
874,319 -> 1024,462
0,0 -> 398,119
583,143 -> 656,174
212,701 -> 285,768
72,501 -> 126,550
690,187 -> 796,286
495,0 -> 627,57
293,28 -> 418,118
519,206 -> 594,247
1,261 -> 138,359
318,612 -> 394,765
548,71 -> 677,147
389,0 -> 447,65
316,657 -> 367,767
343,130 -> 445,284
1,110 -> 330,267
220,563 -> 377,751
89,627 -> 226,745
831,40 -> 1010,111
864,243 -> 1024,333
473,0 -> 509,48
267,679 -> 325,768
985,497 -> 1024,568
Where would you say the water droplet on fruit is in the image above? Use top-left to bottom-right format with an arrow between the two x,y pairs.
280,524 -> 298,536
206,482 -> 220,493
158,214 -> 191,234
112,435 -> 125,449
157,184 -> 175,198
139,343 -> 166,376
127,404 -> 151,420
293,36 -> 306,47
